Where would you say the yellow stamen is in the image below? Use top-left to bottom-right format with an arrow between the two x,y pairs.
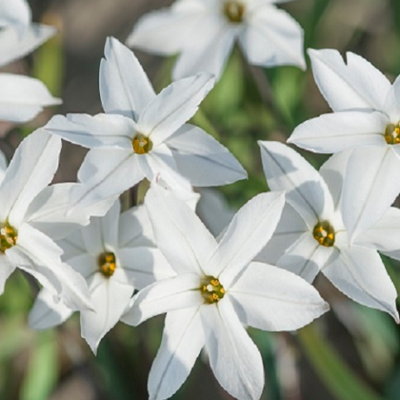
223,1 -> 245,23
313,221 -> 335,247
132,134 -> 153,154
384,123 -> 400,145
98,252 -> 116,277
200,276 -> 225,304
0,223 -> 17,252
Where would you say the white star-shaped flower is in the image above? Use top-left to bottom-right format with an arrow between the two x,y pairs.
122,185 -> 328,400
127,0 -> 306,80
0,0 -> 61,122
44,37 -> 246,212
29,199 -> 175,353
288,49 -> 400,239
0,129 -> 96,311
257,141 -> 399,321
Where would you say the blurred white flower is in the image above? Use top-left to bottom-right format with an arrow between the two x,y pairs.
0,0 -> 61,122
127,0 -> 306,80
258,141 -> 399,321
289,49 -> 400,239
122,185 -> 328,400
29,199 -> 174,353
45,37 -> 246,213
0,129 -> 92,312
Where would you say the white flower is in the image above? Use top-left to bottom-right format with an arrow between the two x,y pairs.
29,199 -> 174,353
127,0 -> 306,80
288,49 -> 400,239
0,129 -> 93,311
0,1 -> 61,122
258,141 -> 399,321
122,185 -> 328,400
44,37 -> 246,212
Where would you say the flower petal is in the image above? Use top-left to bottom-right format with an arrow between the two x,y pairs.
323,246 -> 399,322
148,306 -> 204,400
341,146 -> 400,240
122,273 -> 202,326
0,255 -> 16,295
201,300 -> 264,400
259,140 -> 334,227
167,124 -> 247,186
288,111 -> 388,154
44,113 -> 135,149
308,49 -> 392,112
0,129 -> 61,227
207,191 -> 285,286
0,0 -> 31,34
138,74 -> 214,145
230,261 -> 329,331
100,37 -> 155,120
145,185 -> 217,275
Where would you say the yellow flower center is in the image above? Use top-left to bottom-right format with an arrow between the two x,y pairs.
0,223 -> 18,253
313,221 -> 335,247
132,133 -> 153,154
223,1 -> 245,23
201,276 -> 225,304
384,123 -> 400,145
98,252 -> 116,278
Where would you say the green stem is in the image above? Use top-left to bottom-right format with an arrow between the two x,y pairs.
298,324 -> 386,400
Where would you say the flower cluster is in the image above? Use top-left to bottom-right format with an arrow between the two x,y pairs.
1,1 -> 399,400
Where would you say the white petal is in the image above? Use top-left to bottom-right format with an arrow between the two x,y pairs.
71,149 -> 142,211
240,7 -> 305,69
118,247 -> 175,289
323,246 -> 399,321
259,141 -> 334,227
207,191 -> 285,286
383,75 -> 400,121
0,0 -> 30,33
148,306 -> 204,400
145,185 -> 217,275
256,203 -> 307,265
44,113 -> 135,149
341,146 -> 400,240
167,124 -> 247,186
0,129 -> 61,227
201,300 -> 264,400
354,207 -> 400,252
0,24 -> 55,67
100,37 -> 155,120
58,232 -> 85,260
277,232 -> 338,282
138,74 -> 214,145
64,253 -> 98,280
308,49 -> 392,112
81,275 -> 134,353
230,261 -> 329,330
172,16 -> 236,81
288,111 -> 388,154
0,255 -> 16,295
28,289 -> 73,330
0,73 -> 61,123
122,273 -> 202,326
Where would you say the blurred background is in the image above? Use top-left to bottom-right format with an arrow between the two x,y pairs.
1,0 -> 400,399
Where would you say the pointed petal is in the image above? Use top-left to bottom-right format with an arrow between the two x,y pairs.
138,74 -> 214,145
0,0 -> 31,34
167,124 -> 247,186
0,255 -> 16,295
277,232 -> 338,283
342,146 -> 400,239
383,75 -> 400,121
259,141 -> 334,227
148,306 -> 204,400
0,73 -> 61,123
0,129 -> 61,227
28,289 -> 73,330
121,273 -> 202,326
71,149 -> 142,211
230,261 -> 329,330
308,49 -> 392,112
201,300 -> 264,400
240,7 -> 305,69
81,275 -> 134,353
44,113 -> 135,149
288,110 -> 387,153
323,246 -> 399,321
100,37 -> 155,120
0,24 -> 55,67
145,185 -> 217,275
207,191 -> 285,286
